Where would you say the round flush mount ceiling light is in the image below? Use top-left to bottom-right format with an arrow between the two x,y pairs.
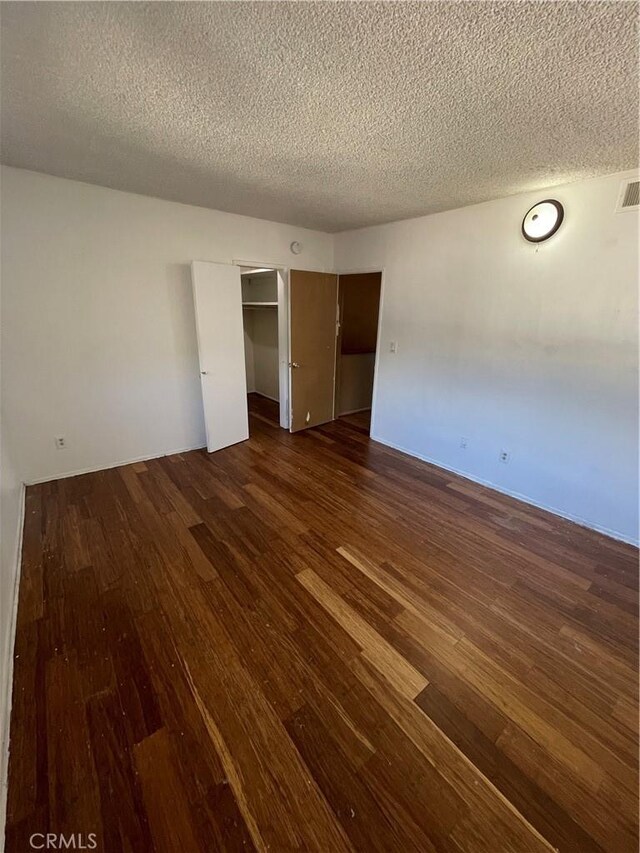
522,199 -> 564,243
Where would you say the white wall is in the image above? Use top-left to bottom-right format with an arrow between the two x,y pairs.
335,171 -> 639,544
252,310 -> 280,401
0,167 -> 333,485
243,308 -> 281,402
338,353 -> 375,415
243,311 -> 256,393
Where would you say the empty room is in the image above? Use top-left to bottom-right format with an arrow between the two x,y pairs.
0,2 -> 638,852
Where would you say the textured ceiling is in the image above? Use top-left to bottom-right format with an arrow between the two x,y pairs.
1,2 -> 638,232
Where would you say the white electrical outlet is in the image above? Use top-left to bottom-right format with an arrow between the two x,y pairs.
389,341 -> 398,353
55,436 -> 66,450
460,437 -> 469,449
499,449 -> 510,463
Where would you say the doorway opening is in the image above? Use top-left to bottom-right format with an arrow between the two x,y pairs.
191,260 -> 382,453
240,266 -> 289,434
334,272 -> 382,436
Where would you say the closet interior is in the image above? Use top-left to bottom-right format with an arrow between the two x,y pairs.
241,268 -> 281,422
335,271 -> 381,434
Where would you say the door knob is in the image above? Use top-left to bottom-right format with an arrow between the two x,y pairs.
291,362 -> 300,368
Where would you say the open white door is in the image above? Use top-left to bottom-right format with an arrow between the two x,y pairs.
191,261 -> 249,452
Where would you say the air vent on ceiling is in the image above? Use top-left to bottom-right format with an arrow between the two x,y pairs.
616,179 -> 639,212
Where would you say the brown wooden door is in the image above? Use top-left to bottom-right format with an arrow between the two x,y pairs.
289,270 -> 338,432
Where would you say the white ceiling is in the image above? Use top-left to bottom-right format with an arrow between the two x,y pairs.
1,2 -> 638,232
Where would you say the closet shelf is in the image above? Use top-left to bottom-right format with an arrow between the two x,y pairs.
242,301 -> 278,309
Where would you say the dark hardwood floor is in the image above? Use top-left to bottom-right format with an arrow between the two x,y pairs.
339,409 -> 371,433
5,395 -> 639,852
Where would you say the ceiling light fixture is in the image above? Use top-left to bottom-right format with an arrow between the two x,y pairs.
522,199 -> 564,243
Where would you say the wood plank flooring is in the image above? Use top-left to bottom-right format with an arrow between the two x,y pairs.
339,409 -> 371,433
5,394 -> 639,852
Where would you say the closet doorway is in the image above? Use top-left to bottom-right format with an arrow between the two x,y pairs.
335,271 -> 382,435
191,261 -> 382,452
240,266 -> 288,432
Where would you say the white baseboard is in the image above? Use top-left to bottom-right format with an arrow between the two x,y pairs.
0,482 -> 26,847
370,433 -> 639,547
25,443 -> 207,486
